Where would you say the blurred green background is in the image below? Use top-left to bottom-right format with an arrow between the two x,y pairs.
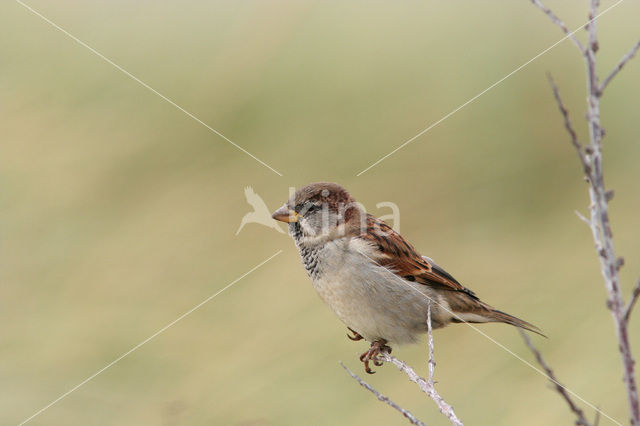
2,1 -> 640,425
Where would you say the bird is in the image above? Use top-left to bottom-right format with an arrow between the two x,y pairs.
272,182 -> 542,374
236,186 -> 285,235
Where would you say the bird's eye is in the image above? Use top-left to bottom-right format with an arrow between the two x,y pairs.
306,204 -> 319,213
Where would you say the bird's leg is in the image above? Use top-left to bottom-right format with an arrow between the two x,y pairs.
359,339 -> 391,374
346,327 -> 363,341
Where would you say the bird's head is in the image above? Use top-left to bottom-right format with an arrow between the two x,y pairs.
272,182 -> 365,239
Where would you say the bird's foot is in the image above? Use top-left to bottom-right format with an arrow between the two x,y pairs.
359,339 -> 391,374
346,327 -> 364,341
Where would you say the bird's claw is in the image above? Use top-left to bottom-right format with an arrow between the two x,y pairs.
346,327 -> 364,341
359,340 -> 391,374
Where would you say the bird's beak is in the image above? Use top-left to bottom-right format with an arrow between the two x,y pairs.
272,204 -> 298,223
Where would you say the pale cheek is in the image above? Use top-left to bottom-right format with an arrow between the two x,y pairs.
299,218 -> 317,236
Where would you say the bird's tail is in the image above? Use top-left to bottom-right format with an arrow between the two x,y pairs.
450,298 -> 545,337
482,307 -> 546,337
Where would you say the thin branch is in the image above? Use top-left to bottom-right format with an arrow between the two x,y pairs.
519,330 -> 592,426
340,362 -> 426,426
379,352 -> 463,426
574,210 -> 592,226
529,0 -> 640,423
546,73 -> 591,176
593,409 -> 601,426
427,302 -> 435,387
624,277 -> 640,324
600,40 -> 640,93
585,2 -> 640,423
349,299 -> 462,425
529,0 -> 585,52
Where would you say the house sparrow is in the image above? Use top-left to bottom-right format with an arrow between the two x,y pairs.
272,182 -> 542,373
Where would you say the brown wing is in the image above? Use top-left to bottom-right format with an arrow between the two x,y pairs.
359,214 -> 478,300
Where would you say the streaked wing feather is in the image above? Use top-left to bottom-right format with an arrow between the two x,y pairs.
360,215 -> 478,300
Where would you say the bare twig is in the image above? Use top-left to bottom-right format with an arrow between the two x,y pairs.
584,3 -> 640,424
427,302 -> 435,387
574,210 -> 592,226
530,0 -> 640,424
519,330 -> 592,426
600,40 -> 640,93
594,409 -> 601,426
529,0 -> 585,52
340,362 -> 426,426
623,277 -> 640,324
546,73 -> 591,175
347,299 -> 462,425
379,352 -> 463,426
